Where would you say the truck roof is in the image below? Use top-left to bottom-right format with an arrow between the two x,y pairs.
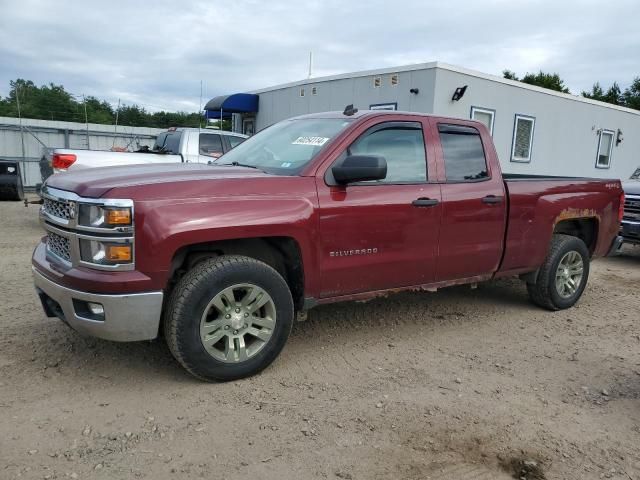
169,127 -> 248,138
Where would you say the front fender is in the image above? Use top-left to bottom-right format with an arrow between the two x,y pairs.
134,195 -> 320,294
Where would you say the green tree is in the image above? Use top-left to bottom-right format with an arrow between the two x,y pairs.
502,69 -> 519,81
0,78 -> 206,128
503,70 -> 570,93
622,77 -> 640,110
582,82 -> 622,105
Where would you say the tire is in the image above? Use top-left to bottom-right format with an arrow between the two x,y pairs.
164,255 -> 294,381
526,234 -> 590,311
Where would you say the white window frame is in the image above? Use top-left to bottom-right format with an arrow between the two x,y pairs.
299,87 -> 305,97
595,129 -> 614,169
373,76 -> 381,88
470,106 -> 495,136
369,102 -> 397,111
311,86 -> 317,95
511,114 -> 535,163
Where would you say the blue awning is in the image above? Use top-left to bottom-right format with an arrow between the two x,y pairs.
204,93 -> 259,119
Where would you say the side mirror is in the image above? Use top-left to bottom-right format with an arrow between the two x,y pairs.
332,155 -> 387,184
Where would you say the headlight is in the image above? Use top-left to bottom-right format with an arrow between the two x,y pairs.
78,204 -> 132,228
80,238 -> 133,266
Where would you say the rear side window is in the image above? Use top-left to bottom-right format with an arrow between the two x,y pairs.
154,132 -> 172,150
438,125 -> 488,182
163,132 -> 182,154
348,122 -> 427,183
199,134 -> 223,155
228,136 -> 245,149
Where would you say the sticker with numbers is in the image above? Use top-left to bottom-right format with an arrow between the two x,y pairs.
292,136 -> 329,146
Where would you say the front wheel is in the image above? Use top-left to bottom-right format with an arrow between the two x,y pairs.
526,234 -> 590,311
164,255 -> 294,381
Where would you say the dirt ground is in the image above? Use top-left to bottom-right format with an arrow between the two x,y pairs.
0,197 -> 639,480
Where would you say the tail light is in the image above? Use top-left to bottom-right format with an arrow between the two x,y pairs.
51,153 -> 77,170
619,192 -> 625,222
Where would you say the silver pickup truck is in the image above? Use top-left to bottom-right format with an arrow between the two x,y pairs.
46,128 -> 247,174
621,167 -> 640,246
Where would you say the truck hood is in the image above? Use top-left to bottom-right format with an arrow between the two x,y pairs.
622,181 -> 640,196
45,163 -> 273,198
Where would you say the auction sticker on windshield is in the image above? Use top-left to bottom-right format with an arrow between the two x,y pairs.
292,136 -> 329,146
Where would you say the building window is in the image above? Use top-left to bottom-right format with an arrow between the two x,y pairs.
373,76 -> 381,88
470,107 -> 495,135
299,88 -> 305,97
369,102 -> 397,111
311,86 -> 317,95
596,130 -> 614,169
390,74 -> 399,86
511,115 -> 535,163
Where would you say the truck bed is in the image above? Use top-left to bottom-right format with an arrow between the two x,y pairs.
500,176 -> 622,275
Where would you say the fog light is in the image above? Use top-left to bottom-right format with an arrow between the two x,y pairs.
105,245 -> 132,262
87,302 -> 104,315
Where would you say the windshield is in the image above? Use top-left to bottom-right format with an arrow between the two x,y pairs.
216,118 -> 353,175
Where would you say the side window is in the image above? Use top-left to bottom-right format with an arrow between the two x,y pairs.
199,134 -> 223,156
438,125 -> 488,182
470,107 -> 495,135
163,132 -> 182,154
596,130 -> 614,169
511,115 -> 535,163
347,122 -> 427,183
228,136 -> 245,149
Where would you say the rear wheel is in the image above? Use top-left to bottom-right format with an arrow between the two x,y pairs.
526,234 -> 590,311
164,255 -> 294,381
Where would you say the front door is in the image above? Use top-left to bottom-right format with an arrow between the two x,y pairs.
316,120 -> 442,297
432,122 -> 507,281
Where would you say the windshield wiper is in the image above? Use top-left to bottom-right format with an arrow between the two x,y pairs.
215,161 -> 262,170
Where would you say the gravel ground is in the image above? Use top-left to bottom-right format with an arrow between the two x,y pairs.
0,198 -> 639,480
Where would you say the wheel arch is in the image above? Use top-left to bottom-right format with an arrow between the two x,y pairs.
167,236 -> 305,311
553,217 -> 598,255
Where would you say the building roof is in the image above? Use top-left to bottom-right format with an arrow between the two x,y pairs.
252,61 -> 640,116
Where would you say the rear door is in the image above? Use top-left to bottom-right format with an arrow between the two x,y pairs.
197,133 -> 224,163
316,118 -> 442,297
432,122 -> 507,281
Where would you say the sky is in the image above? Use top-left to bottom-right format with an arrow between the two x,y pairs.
0,0 -> 638,112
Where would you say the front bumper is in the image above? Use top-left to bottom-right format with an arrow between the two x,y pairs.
33,267 -> 163,341
620,220 -> 640,245
607,235 -> 624,256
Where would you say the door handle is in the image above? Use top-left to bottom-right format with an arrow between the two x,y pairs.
412,198 -> 439,207
482,195 -> 504,205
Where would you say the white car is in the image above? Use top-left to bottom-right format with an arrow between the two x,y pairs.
48,128 -> 248,173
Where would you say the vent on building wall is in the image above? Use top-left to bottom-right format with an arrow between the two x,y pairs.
311,86 -> 317,95
391,74 -> 399,86
373,76 -> 381,88
300,88 -> 305,97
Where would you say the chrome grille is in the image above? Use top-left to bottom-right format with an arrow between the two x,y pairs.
623,196 -> 640,222
43,197 -> 74,221
46,232 -> 71,261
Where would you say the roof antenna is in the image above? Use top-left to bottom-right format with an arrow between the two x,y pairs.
343,104 -> 358,116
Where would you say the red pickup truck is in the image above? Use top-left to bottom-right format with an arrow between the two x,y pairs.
33,110 -> 624,381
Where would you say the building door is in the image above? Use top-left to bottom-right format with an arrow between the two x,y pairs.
242,118 -> 255,136
316,120 -> 442,297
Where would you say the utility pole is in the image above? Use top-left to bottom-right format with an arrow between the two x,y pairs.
308,51 -> 313,79
113,98 -> 120,148
199,80 -> 203,131
15,84 -> 26,177
82,94 -> 90,149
